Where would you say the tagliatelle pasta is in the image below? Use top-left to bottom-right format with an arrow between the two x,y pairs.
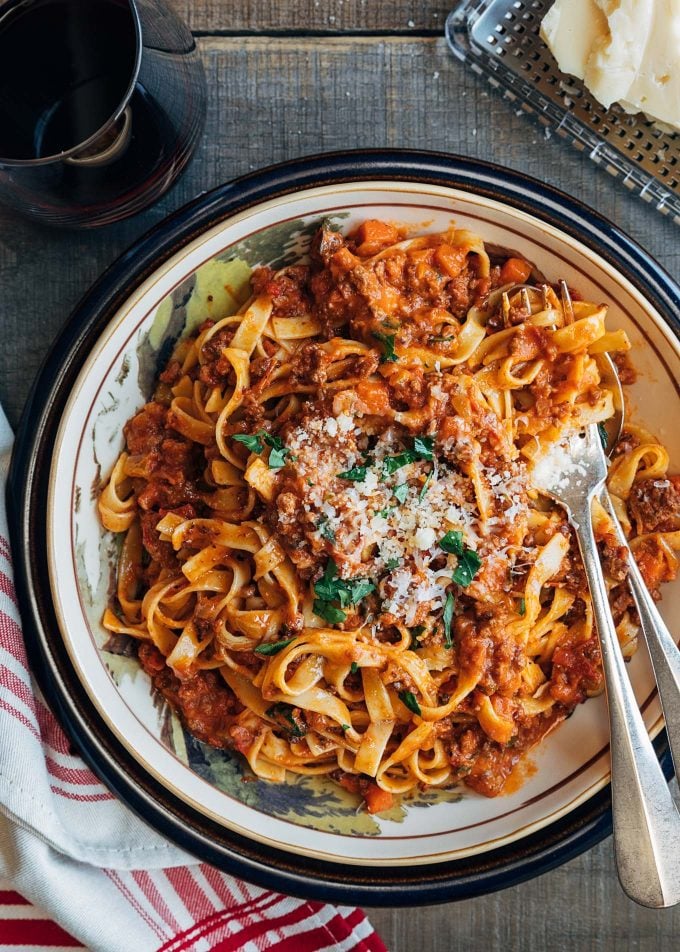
99,220 -> 680,813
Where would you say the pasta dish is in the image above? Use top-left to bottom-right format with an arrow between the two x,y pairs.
99,221 -> 680,814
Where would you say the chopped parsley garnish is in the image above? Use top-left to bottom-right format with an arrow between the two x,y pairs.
350,661 -> 359,675
232,429 -> 292,469
382,436 -> 436,478
443,592 -> 455,648
382,452 -> 418,477
385,557 -> 401,571
419,469 -> 433,502
337,462 -> 370,481
452,548 -> 482,587
340,578 -> 376,605
413,435 -> 434,460
393,483 -> 409,504
313,599 -> 347,624
265,702 -> 306,737
341,723 -> 351,731
597,422 -> 609,450
317,517 -> 336,543
439,530 -> 464,556
254,638 -> 295,656
518,597 -> 526,616
378,506 -> 394,519
267,443 -> 292,469
410,625 -> 426,650
313,559 -> 376,624
232,432 -> 264,453
372,331 -> 398,363
399,690 -> 422,716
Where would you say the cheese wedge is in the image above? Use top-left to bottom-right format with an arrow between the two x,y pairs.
541,0 -> 680,130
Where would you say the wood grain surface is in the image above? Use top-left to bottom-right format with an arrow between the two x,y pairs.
175,0 -> 450,33
0,6 -> 678,950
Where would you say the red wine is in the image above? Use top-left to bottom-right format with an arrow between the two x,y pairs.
0,0 -> 205,226
0,0 -> 137,161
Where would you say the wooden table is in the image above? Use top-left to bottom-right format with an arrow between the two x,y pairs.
1,3 -> 678,949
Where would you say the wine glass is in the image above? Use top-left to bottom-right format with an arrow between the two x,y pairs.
0,0 -> 206,227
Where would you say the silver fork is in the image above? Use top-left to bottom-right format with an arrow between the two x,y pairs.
533,425 -> 680,908
596,351 -> 680,785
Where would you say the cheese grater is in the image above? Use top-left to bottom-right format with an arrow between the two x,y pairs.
445,0 -> 680,224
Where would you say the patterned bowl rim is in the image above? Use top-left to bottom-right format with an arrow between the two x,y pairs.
7,150 -> 679,905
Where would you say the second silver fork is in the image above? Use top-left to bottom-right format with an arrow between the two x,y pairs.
534,425 -> 680,908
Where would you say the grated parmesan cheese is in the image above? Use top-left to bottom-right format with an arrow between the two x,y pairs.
276,412 -> 533,624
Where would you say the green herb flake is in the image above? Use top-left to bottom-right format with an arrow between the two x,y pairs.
399,690 -> 422,716
338,463 -> 369,481
382,452 -> 416,477
337,578 -> 376,607
597,421 -> 609,450
261,432 -> 291,469
385,557 -> 401,571
313,559 -> 375,621
413,435 -> 434,460
350,661 -> 359,675
443,591 -> 455,648
254,638 -> 295,656
518,597 -> 526,617
410,625 -> 426,651
439,530 -> 464,556
381,436 -> 436,480
317,517 -> 336,543
313,599 -> 347,624
265,702 -> 306,737
393,483 -> 409,504
232,430 -> 292,469
341,723 -> 351,732
419,469 -> 433,502
312,559 -> 341,601
372,331 -> 398,363
452,549 -> 482,587
267,446 -> 289,469
232,431 -> 264,453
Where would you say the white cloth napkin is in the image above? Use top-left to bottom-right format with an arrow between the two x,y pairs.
0,403 -> 383,952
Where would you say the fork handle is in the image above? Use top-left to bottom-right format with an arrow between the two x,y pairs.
570,495 -> 680,908
601,490 -> 680,781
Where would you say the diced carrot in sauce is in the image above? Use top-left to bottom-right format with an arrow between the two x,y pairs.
331,246 -> 359,275
499,257 -> 532,284
354,219 -> 400,256
635,540 -> 677,590
434,243 -> 467,278
356,379 -> 392,416
364,782 -> 394,814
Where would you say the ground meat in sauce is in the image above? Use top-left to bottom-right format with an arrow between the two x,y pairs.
463,708 -> 566,797
628,476 -> 680,534
549,637 -> 604,706
599,533 -> 629,583
138,643 -> 243,748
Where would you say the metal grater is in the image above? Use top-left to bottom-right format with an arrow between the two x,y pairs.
445,0 -> 680,224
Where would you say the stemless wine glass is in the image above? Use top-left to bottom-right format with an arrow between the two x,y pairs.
0,0 -> 206,227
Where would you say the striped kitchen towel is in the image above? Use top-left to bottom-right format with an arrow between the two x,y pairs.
0,405 -> 387,952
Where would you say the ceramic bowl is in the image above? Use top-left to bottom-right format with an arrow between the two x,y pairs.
9,151 -> 680,904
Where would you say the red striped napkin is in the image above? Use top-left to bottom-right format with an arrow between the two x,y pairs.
0,406 -> 386,951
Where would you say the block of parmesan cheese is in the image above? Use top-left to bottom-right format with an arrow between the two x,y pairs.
541,0 -> 680,131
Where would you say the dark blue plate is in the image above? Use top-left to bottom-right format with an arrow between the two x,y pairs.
7,150 -> 678,905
